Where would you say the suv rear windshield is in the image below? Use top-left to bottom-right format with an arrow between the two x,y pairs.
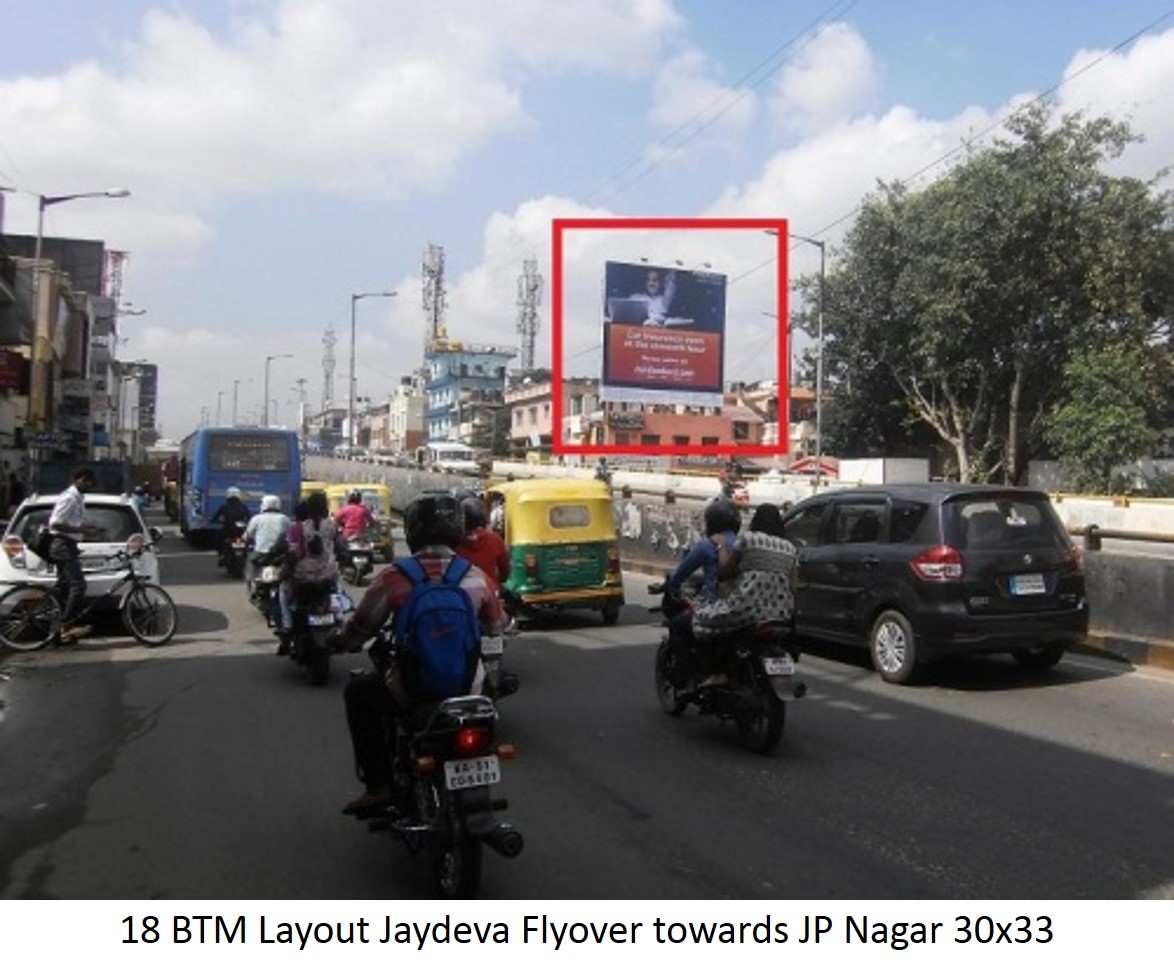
948,496 -> 1069,551
10,504 -> 144,545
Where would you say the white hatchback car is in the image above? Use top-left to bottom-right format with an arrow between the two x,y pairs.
1,493 -> 162,607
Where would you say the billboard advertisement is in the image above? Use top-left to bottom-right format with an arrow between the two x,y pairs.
600,261 -> 727,408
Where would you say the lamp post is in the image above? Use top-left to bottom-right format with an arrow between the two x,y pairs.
766,229 -> 825,483
349,290 -> 397,451
263,355 -> 292,428
29,187 -> 130,431
232,378 -> 253,426
216,391 -> 225,426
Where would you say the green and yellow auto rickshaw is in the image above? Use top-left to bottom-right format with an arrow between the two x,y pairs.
325,482 -> 396,562
490,477 -> 624,625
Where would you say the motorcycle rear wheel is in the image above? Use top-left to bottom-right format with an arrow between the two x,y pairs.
736,692 -> 785,754
306,645 -> 331,686
654,637 -> 687,716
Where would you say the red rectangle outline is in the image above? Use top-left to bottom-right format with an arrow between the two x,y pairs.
551,216 -> 789,457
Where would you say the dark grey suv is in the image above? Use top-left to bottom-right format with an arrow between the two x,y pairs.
779,484 -> 1089,683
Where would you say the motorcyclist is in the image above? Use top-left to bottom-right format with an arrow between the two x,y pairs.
211,487 -> 251,566
689,503 -> 798,686
335,493 -> 506,815
662,496 -> 743,687
277,491 -> 340,653
455,494 -> 510,589
334,488 -> 376,541
244,494 -> 290,591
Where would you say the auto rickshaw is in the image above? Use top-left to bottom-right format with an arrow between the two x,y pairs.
490,477 -> 624,625
299,480 -> 330,503
325,482 -> 396,562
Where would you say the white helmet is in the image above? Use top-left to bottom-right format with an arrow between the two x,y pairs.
226,486 -> 242,498
261,494 -> 281,512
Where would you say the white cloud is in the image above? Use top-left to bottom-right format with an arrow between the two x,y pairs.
648,47 -> 758,149
768,22 -> 882,139
1055,27 -> 1174,185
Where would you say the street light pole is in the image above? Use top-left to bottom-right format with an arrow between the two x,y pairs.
349,290 -> 397,452
263,355 -> 292,428
216,391 -> 225,426
29,187 -> 130,431
766,228 -> 825,484
232,378 -> 253,426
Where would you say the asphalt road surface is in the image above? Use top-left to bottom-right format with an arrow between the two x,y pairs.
2,515 -> 1172,900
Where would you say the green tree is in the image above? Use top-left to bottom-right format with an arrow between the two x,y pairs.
796,103 -> 1174,483
1045,342 -> 1170,492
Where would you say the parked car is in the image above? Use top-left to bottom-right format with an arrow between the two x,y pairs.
1,493 -> 162,606
778,484 -> 1088,683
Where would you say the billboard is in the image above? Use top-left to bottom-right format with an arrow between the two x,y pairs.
601,261 -> 727,408
551,215 -> 789,459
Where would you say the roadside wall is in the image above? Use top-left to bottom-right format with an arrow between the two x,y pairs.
306,458 -> 1172,642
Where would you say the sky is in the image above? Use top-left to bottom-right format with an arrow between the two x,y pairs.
2,0 -> 1173,440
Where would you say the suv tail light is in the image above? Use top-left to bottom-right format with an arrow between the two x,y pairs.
3,535 -> 28,567
910,545 -> 963,581
1065,545 -> 1083,572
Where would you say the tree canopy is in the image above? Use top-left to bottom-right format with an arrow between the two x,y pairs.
796,102 -> 1174,486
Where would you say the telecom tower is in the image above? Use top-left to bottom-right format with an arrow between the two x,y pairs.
321,326 -> 337,413
516,257 -> 543,372
421,243 -> 447,356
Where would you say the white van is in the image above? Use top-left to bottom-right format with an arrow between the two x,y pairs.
417,442 -> 480,475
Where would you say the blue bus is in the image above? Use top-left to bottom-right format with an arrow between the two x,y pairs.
177,427 -> 301,545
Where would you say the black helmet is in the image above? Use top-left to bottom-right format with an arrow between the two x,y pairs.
461,495 -> 487,531
347,489 -> 362,504
404,494 -> 463,552
703,496 -> 741,537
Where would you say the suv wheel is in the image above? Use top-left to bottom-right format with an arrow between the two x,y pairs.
1011,642 -> 1065,671
869,610 -> 922,685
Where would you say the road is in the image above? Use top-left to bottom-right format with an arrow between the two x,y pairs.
1,512 -> 1172,900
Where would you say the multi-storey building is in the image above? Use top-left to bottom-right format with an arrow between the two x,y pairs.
423,332 -> 515,445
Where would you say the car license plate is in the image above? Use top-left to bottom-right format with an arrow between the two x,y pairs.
761,654 -> 795,676
1010,573 -> 1045,596
82,557 -> 110,571
444,755 -> 500,790
306,613 -> 335,626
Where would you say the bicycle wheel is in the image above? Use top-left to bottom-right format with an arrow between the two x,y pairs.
0,584 -> 63,652
122,583 -> 178,646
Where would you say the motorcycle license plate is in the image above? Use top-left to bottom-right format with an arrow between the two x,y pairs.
1010,573 -> 1045,596
481,635 -> 504,656
761,655 -> 795,677
444,755 -> 501,790
306,613 -> 335,627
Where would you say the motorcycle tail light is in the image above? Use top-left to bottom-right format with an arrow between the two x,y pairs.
454,725 -> 493,757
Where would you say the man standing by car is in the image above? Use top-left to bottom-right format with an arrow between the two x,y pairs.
48,467 -> 97,641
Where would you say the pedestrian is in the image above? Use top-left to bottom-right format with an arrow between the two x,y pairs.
0,460 -> 10,518
48,467 -> 98,641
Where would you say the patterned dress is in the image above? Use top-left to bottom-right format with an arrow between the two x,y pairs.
691,531 -> 797,639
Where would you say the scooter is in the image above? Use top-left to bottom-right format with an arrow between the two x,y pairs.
223,520 -> 249,579
339,534 -> 375,586
286,579 -> 354,686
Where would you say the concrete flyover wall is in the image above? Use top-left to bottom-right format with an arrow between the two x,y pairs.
306,458 -> 1172,644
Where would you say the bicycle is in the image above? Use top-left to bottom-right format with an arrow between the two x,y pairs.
0,542 -> 178,651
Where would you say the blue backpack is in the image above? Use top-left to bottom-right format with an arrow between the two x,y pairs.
392,556 -> 481,699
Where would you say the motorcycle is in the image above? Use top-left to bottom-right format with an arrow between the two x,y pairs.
286,579 -> 354,686
356,629 -> 524,899
223,520 -> 249,579
649,578 -> 805,754
339,532 -> 375,586
247,549 -> 285,627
